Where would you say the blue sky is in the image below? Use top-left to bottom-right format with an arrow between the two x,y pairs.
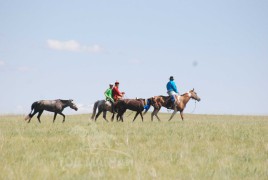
0,0 -> 268,115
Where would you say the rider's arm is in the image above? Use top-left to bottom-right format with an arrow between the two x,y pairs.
104,89 -> 112,99
104,89 -> 109,98
105,90 -> 114,102
171,81 -> 178,93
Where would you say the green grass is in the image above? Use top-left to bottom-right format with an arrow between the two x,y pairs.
0,113 -> 267,179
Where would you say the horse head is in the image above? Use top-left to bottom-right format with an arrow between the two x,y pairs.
68,99 -> 78,111
188,89 -> 201,102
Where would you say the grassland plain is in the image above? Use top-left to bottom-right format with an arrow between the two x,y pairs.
0,113 -> 267,179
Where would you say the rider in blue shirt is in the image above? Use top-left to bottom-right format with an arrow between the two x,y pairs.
166,76 -> 179,106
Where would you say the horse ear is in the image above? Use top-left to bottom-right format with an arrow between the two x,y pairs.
192,88 -> 194,91
69,99 -> 73,102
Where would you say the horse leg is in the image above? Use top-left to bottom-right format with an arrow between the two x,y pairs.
151,108 -> 157,121
59,112 -> 66,123
118,113 -> 123,122
169,108 -> 178,121
180,111 -> 184,120
117,109 -> 123,122
95,110 -> 102,121
155,114 -> 161,121
37,110 -> 44,123
103,111 -> 108,122
116,113 -> 120,121
154,109 -> 161,122
28,110 -> 38,123
117,110 -> 123,122
139,111 -> 144,122
53,113 -> 58,123
111,113 -> 115,122
133,112 -> 139,122
121,109 -> 127,122
120,114 -> 124,122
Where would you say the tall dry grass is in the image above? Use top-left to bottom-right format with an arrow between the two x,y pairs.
0,113 -> 267,179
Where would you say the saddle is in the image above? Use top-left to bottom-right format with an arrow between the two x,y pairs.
166,95 -> 180,109
166,97 -> 174,109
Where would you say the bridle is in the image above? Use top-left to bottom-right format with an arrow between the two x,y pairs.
188,91 -> 198,114
190,100 -> 197,113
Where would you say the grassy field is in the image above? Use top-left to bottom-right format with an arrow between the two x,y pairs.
0,113 -> 267,179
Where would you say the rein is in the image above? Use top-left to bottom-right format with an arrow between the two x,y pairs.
190,100 -> 197,114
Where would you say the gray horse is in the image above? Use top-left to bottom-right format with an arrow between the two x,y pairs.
25,99 -> 78,123
91,100 -> 113,122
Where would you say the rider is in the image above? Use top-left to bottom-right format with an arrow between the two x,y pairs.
166,76 -> 179,108
104,83 -> 114,112
143,99 -> 151,111
112,81 -> 125,102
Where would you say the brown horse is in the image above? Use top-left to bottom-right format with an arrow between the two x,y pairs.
144,89 -> 201,121
112,98 -> 150,122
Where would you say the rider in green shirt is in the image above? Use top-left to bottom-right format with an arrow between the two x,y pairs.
104,83 -> 114,112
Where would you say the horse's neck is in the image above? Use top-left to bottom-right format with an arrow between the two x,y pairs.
59,100 -> 69,108
179,95 -> 191,108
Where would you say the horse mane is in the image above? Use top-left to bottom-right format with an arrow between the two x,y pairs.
58,99 -> 70,104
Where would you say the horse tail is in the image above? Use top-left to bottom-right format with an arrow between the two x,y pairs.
24,101 -> 38,120
91,101 -> 99,120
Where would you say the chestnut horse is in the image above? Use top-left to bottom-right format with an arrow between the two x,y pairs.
144,89 -> 201,121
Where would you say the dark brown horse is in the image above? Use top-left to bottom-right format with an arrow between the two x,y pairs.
144,89 -> 201,121
112,98 -> 151,122
25,99 -> 78,123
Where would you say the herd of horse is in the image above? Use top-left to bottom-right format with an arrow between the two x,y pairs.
25,89 -> 201,123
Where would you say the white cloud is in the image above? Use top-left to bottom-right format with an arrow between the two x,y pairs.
77,103 -> 93,113
65,103 -> 93,115
47,39 -> 103,53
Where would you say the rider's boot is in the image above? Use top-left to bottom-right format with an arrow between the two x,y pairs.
170,95 -> 176,109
